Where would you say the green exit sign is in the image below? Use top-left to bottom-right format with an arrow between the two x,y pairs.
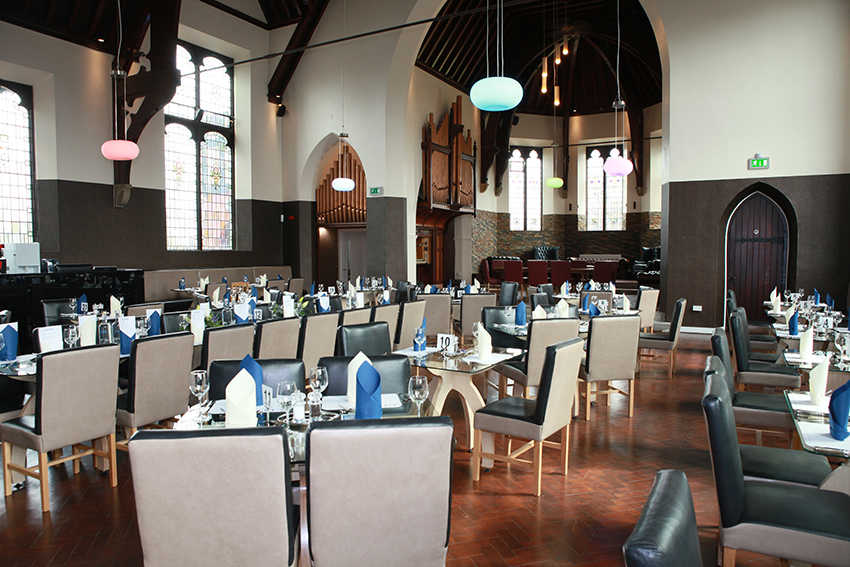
369,186 -> 383,196
748,157 -> 770,170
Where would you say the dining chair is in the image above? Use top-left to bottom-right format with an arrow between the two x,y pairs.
526,259 -> 549,289
729,309 -> 800,389
307,417 -> 453,567
395,280 -> 412,303
704,354 -> 831,485
287,277 -> 304,298
1,344 -> 120,513
126,302 -> 164,317
116,332 -> 194,449
500,318 -> 580,399
394,299 -> 426,350
337,322 -> 392,357
472,337 -> 584,497
371,303 -> 400,347
727,305 -> 779,360
40,298 -> 73,327
530,293 -> 549,311
538,283 -> 556,304
318,354 -> 411,396
204,281 -> 228,300
579,314 -> 641,418
208,358 -> 306,400
592,260 -> 619,283
701,371 -> 850,567
480,306 -> 526,350
339,305 -> 373,326
503,261 -> 524,298
727,289 -> 773,335
297,312 -> 341,375
161,311 -> 191,334
549,260 -> 571,291
579,290 -> 614,311
199,323 -> 255,372
129,427 -> 300,567
253,317 -> 301,359
638,298 -> 686,380
479,258 -> 502,292
635,287 -> 659,332
498,281 -> 518,306
421,293 -> 452,336
458,293 -> 496,344
623,470 -> 703,567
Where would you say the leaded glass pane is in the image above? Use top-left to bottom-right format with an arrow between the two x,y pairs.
604,155 -> 626,231
508,149 -> 525,231
164,123 -> 198,250
200,132 -> 232,250
525,150 -> 542,232
586,149 -> 604,231
0,86 -> 34,244
164,45 -> 196,120
199,57 -> 231,128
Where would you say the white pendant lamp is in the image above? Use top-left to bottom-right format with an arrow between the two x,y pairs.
470,0 -> 523,112
603,0 -> 633,178
332,0 -> 354,192
101,0 -> 139,161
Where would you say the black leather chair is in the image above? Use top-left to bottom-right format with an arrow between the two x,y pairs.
729,309 -> 800,389
538,283 -> 556,304
0,310 -> 10,325
727,290 -> 773,334
530,293 -> 550,311
328,296 -> 344,312
623,470 -> 702,567
208,358 -> 306,401
395,280 -> 412,303
337,321 -> 392,357
317,354 -> 410,396
41,298 -> 74,327
480,306 -> 526,350
725,298 -> 776,350
498,281 -> 518,306
161,311 -> 191,334
702,369 -> 850,567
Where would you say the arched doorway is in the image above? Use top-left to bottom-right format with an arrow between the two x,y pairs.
725,189 -> 792,319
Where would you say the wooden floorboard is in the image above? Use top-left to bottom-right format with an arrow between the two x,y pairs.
0,334 -> 792,566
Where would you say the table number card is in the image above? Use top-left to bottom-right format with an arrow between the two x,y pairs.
437,333 -> 458,354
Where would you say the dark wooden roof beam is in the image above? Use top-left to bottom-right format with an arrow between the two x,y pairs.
266,0 -> 330,103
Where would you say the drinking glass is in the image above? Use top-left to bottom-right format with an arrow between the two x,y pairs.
784,289 -> 792,302
277,381 -> 297,426
310,366 -> 329,395
414,326 -> 426,354
179,315 -> 189,331
63,326 -> 78,349
504,306 -> 512,319
318,283 -> 324,293
0,334 -> 6,358
189,370 -> 209,421
69,297 -> 77,313
408,375 -> 429,417
307,390 -> 323,421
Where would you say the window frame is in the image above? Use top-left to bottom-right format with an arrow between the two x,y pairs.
508,146 -> 543,232
585,145 -> 627,232
0,78 -> 37,244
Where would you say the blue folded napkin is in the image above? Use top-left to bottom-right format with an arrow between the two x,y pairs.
582,294 -> 590,310
119,326 -> 134,356
355,360 -> 382,419
235,310 -> 249,324
583,282 -> 591,291
589,302 -> 601,317
179,278 -> 186,290
829,380 -> 850,440
814,289 -> 820,305
414,317 -> 427,352
310,282 -> 315,295
360,279 -> 364,290
465,284 -> 471,294
383,295 -> 390,304
222,277 -> 227,283
251,285 -> 258,298
317,298 -> 328,313
827,294 -> 834,308
243,275 -> 249,283
383,276 -> 387,288
277,274 -> 282,280
249,298 -> 257,315
240,354 -> 264,407
78,293 -> 87,314
515,301 -> 527,325
789,311 -> 799,335
0,323 -> 18,362
149,311 -> 161,336
446,279 -> 452,290
224,289 -> 230,304
431,286 -> 437,294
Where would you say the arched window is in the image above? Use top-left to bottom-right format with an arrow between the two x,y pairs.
508,148 -> 542,232
586,147 -> 626,231
0,80 -> 35,244
164,42 -> 233,251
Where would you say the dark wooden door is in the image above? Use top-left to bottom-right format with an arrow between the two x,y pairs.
727,192 -> 788,320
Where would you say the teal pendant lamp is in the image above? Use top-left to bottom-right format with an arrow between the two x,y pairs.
470,0 -> 523,112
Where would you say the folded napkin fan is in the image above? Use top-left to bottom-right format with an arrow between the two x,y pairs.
239,354 -> 264,407
225,369 -> 258,428
814,288 -> 820,305
582,294 -> 590,310
560,282 -> 568,296
809,359 -> 829,406
347,351 -> 371,404
465,284 -> 472,294
827,293 -> 835,308
556,298 -> 569,317
0,322 -> 19,361
829,379 -> 850,441
770,287 -> 777,302
118,316 -> 136,356
799,326 -> 814,361
589,302 -> 601,318
212,287 -> 221,304
355,360 -> 382,420
263,288 -> 271,303
146,309 -> 161,336
110,295 -> 122,317
788,309 -> 799,336
477,326 -> 492,360
515,301 -> 527,325
78,315 -> 96,346
532,305 -> 548,320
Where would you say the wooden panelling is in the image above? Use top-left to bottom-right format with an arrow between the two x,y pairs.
421,96 -> 476,211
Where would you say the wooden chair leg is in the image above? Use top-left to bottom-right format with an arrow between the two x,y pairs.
572,388 -> 580,418
498,375 -> 507,400
559,426 -> 570,475
73,445 -> 81,475
628,379 -> 635,418
38,451 -> 50,513
533,441 -> 543,497
721,546 -> 736,567
471,429 -> 482,482
2,441 -> 12,497
585,381 -> 592,419
107,433 -> 118,488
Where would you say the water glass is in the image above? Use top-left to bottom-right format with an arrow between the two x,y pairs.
310,366 -> 329,394
63,326 -> 78,349
408,375 -> 429,416
414,326 -> 427,354
69,297 -> 77,313
189,370 -> 210,422
277,381 -> 296,426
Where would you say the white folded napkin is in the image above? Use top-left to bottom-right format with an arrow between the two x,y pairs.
800,326 -> 814,361
318,296 -> 330,311
809,359 -> 829,406
110,295 -> 122,317
387,276 -> 393,289
263,288 -> 271,303
190,310 -> 205,344
623,295 -> 631,311
784,305 -> 796,325
355,276 -> 362,288
37,326 -> 64,352
78,315 -> 96,346
770,287 -> 777,302
556,298 -> 570,318
356,292 -> 365,308
347,351 -> 371,404
282,296 -> 295,317
211,287 -> 220,303
199,302 -> 211,316
260,274 -> 267,287
477,327 -> 492,360
772,293 -> 781,315
473,278 -> 481,293
225,369 -> 258,428
200,276 -> 209,290
560,282 -> 568,296
610,282 -> 616,294
533,305 -> 548,320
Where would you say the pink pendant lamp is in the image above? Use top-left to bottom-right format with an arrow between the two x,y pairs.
102,0 -> 139,161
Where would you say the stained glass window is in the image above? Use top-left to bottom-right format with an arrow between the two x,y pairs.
0,81 -> 35,244
508,148 -> 542,232
586,146 -> 626,231
164,42 -> 233,251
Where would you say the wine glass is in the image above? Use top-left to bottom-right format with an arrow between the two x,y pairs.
414,326 -> 426,354
0,334 -> 6,359
408,375 -> 429,417
69,297 -> 77,314
309,366 -> 329,395
277,381 -> 297,427
189,370 -> 209,422
63,326 -> 78,349
784,289 -> 792,302
318,283 -> 324,293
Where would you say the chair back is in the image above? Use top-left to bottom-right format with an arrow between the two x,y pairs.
570,258 -> 588,269
124,332 -> 195,426
503,260 -> 523,283
549,260 -> 571,289
667,298 -> 687,346
200,323 -> 255,372
527,260 -> 548,287
623,470 -> 703,567
585,315 -> 641,382
727,289 -> 738,309
208,358 -> 306,400
395,280 -> 412,303
338,322 -> 392,357
636,288 -> 660,329
307,417 -> 454,567
421,293 -> 452,336
592,260 -> 619,283
526,319 -> 581,389
297,311 -> 341,374
372,303 -> 400,345
530,293 -> 549,311
41,298 -> 73,327
318,354 -> 411,395
481,259 -> 500,285
709,328 -> 736,396
130,428 -> 298,567
701,359 -> 745,528
37,344 -> 120,452
204,281 -> 228,299
253,317 -> 301,359
394,300 -> 427,349
480,306 -> 526,349
161,311 -> 191,334
460,294 -> 497,337
288,277 -> 304,298
499,282 -> 519,306
0,309 -> 10,325
724,298 -> 736,331
538,283 -> 556,304
339,306 -> 373,326
580,290 -> 613,310
728,309 -> 751,371
533,338 -> 584,438
126,302 -> 164,317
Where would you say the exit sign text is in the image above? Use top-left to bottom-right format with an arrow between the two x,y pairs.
748,157 -> 770,170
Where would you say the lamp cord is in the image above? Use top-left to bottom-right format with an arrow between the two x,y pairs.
485,0 -> 490,78
341,0 -> 346,178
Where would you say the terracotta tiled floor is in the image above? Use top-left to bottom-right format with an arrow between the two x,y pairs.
0,334 -> 794,566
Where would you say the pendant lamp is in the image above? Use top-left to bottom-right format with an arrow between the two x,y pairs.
101,0 -> 139,161
545,32 -> 564,190
470,0 -> 523,112
332,0 -> 354,191
602,0 -> 633,177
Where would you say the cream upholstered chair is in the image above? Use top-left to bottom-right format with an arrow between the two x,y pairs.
579,290 -> 614,311
393,299 -> 426,350
500,318 -> 580,398
421,293 -> 452,336
287,277 -> 304,298
635,288 -> 659,332
129,427 -> 299,567
296,311 -> 340,374
116,332 -> 195,449
638,298 -> 686,380
126,302 -> 164,317
458,293 -> 497,343
579,314 -> 641,418
1,344 -> 121,513
199,323 -> 255,372
307,417 -> 453,566
339,305 -> 373,326
253,317 -> 301,359
472,337 -> 584,497
372,303 -> 400,346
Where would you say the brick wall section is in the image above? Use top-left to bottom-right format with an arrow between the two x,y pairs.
471,210 -> 498,274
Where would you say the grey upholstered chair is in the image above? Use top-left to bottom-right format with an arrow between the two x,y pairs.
116,332 -> 195,448
129,427 -> 299,567
472,338 -> 584,497
458,293 -> 496,343
530,292 -> 550,311
287,277 -> 304,298
199,323 -> 255,372
307,417 -> 453,566
579,314 -> 641,418
339,306 -> 373,326
704,355 -> 831,486
296,311 -> 340,374
371,303 -> 400,347
638,298 -> 686,380
253,317 -> 301,359
393,299 -> 426,350
208,358 -> 305,400
318,354 -> 411,397
701,371 -> 850,567
126,302 -> 164,317
1,344 -> 121,513
421,293 -> 452,336
623,470 -> 703,567
635,287 -> 659,331
500,318 -> 580,398
337,321 -> 392,357
729,309 -> 800,389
